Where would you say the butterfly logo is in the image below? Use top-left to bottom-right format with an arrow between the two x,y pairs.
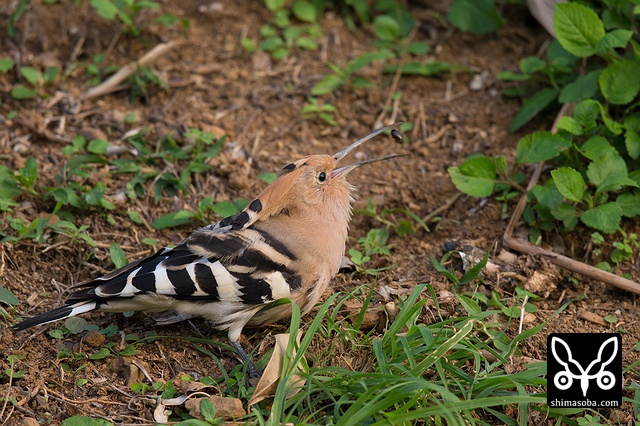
551,335 -> 618,397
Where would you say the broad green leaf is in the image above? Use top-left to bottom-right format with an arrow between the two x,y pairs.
87,139 -> 109,154
448,156 -> 496,197
580,135 -> 616,160
89,347 -> 111,360
89,0 -> 119,20
406,41 -> 429,55
128,210 -> 144,224
531,180 -> 562,210
596,29 -> 633,52
0,286 -> 19,306
516,131 -> 571,163
200,398 -> 217,423
20,67 -> 41,86
551,167 -> 585,203
64,317 -> 88,334
558,70 -> 601,104
456,295 -> 481,315
311,74 -> 343,95
616,192 -> 640,218
519,57 -> 546,74
151,210 -> 195,229
258,172 -> 278,184
573,99 -> 599,131
18,156 -> 38,189
213,201 -> 239,217
11,85 -> 37,99
447,0 -> 503,35
553,3 -> 604,57
373,15 -> 400,41
546,39 -> 578,68
550,203 -> 579,229
509,87 -> 558,132
625,129 -> 640,160
292,0 -> 317,23
555,117 -> 582,135
0,58 -> 15,73
580,202 -> 622,233
346,50 -> 395,74
596,101 -> 623,135
599,59 -> 640,105
259,36 -> 284,52
586,151 -> 636,192
110,243 -> 128,269
265,0 -> 285,11
295,37 -> 317,50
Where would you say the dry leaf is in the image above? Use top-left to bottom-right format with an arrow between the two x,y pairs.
248,332 -> 305,406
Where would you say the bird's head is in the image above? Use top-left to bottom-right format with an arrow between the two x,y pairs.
241,124 -> 405,226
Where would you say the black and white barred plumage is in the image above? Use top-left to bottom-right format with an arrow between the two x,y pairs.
14,124 -> 403,358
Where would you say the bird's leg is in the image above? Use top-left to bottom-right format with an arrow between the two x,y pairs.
231,340 -> 262,379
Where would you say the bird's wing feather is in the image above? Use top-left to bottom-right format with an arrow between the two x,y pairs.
66,223 -> 301,307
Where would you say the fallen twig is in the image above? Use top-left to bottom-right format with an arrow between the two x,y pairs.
83,41 -> 179,100
502,103 -> 640,295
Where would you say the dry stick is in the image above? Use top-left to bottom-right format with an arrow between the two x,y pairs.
502,103 -> 640,295
83,41 -> 179,100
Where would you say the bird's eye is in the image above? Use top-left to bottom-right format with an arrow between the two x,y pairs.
318,172 -> 327,182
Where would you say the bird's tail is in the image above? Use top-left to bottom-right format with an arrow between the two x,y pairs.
12,301 -> 98,331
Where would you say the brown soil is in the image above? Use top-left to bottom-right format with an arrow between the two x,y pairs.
0,1 -> 637,424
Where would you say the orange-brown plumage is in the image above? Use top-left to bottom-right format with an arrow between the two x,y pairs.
14,124 -> 404,374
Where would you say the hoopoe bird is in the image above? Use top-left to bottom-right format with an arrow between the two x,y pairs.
14,124 -> 404,374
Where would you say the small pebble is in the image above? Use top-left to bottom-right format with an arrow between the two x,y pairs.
391,129 -> 403,143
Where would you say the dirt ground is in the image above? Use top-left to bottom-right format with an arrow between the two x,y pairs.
0,0 -> 638,424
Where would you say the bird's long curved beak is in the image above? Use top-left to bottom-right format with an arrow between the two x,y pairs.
331,123 -> 406,179
332,154 -> 407,179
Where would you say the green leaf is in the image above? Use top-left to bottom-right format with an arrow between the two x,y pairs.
292,0 -> 317,23
89,347 -> 111,360
89,0 -> 119,20
373,15 -> 400,41
64,317 -> 88,334
550,203 -> 579,229
258,36 -> 284,52
11,85 -> 37,99
151,210 -> 195,229
87,139 -> 109,154
551,167 -> 585,203
448,156 -> 496,197
553,2 -> 604,57
265,0 -> 285,11
0,58 -> 15,73
519,57 -> 546,74
555,117 -> 582,135
596,29 -> 633,52
447,0 -> 503,35
456,294 -> 481,315
110,243 -> 128,269
559,70 -> 601,104
616,192 -> 640,218
624,116 -> 640,160
0,286 -> 19,306
580,202 -> 622,233
128,210 -> 144,225
311,74 -> 343,96
20,67 -> 41,86
346,50 -> 395,75
406,41 -> 429,55
580,135 -> 616,160
18,156 -> 38,189
599,59 -> 640,105
200,398 -> 217,423
43,66 -> 59,84
531,180 -> 562,210
258,172 -> 278,184
295,37 -> 317,50
213,201 -> 239,217
509,87 -> 558,132
62,416 -> 113,426
516,131 -> 571,163
384,60 -> 456,76
573,99 -> 599,131
586,151 -> 636,193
